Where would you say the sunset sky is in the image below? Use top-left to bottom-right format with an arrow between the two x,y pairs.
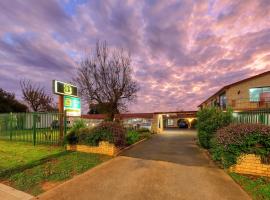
0,0 -> 269,112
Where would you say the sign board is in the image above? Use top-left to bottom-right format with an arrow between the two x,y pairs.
64,96 -> 81,116
53,80 -> 78,97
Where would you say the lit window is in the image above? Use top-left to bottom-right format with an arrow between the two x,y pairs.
249,87 -> 270,102
168,119 -> 174,126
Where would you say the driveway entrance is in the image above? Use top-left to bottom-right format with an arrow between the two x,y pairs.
36,130 -> 250,200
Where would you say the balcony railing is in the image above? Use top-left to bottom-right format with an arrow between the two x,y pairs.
214,98 -> 270,111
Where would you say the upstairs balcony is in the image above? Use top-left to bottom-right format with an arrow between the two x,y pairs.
221,98 -> 270,111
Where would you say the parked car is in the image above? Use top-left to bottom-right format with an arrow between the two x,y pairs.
178,121 -> 188,128
140,122 -> 152,131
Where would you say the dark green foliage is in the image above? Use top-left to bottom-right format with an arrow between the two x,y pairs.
196,107 -> 233,148
85,122 -> 126,147
66,122 -> 126,147
65,120 -> 87,144
212,123 -> 270,168
0,88 -> 28,113
126,130 -> 140,145
65,130 -> 78,145
82,128 -> 114,146
69,119 -> 87,132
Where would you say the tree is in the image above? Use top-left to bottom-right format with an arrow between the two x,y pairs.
75,41 -> 139,120
88,103 -> 112,114
20,80 -> 54,112
0,88 -> 28,113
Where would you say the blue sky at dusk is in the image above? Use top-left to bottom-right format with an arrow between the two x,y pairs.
0,0 -> 269,112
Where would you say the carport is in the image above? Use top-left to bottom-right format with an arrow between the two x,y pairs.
151,111 -> 197,133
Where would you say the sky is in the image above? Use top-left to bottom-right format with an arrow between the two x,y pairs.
0,0 -> 270,113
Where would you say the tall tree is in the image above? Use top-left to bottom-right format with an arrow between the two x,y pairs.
20,80 -> 54,112
0,88 -> 28,113
75,41 -> 139,120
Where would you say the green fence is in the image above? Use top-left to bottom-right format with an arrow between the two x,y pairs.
233,109 -> 270,126
0,112 -> 67,145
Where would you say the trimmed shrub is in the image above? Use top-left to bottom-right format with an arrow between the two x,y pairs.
81,122 -> 126,147
212,123 -> 270,168
65,119 -> 87,145
196,107 -> 233,148
126,130 -> 140,145
65,130 -> 78,145
69,119 -> 87,132
65,127 -> 91,145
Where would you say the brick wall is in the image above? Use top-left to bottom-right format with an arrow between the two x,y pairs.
67,141 -> 119,156
230,154 -> 270,177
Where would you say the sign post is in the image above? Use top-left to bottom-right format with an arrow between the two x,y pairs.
52,80 -> 81,142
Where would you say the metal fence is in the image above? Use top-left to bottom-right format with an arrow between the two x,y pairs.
0,112 -> 67,145
233,109 -> 270,126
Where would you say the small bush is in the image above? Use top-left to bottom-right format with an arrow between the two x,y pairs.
126,130 -> 140,145
212,123 -> 270,168
196,107 -> 233,149
65,130 -> 78,145
81,122 -> 126,147
65,128 -> 90,145
69,119 -> 87,132
139,132 -> 152,140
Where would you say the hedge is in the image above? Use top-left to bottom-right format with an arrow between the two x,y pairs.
211,123 -> 270,168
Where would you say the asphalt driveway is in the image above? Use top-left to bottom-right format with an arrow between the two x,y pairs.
35,130 -> 250,200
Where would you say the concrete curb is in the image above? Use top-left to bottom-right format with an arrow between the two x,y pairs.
0,183 -> 33,200
115,137 -> 150,156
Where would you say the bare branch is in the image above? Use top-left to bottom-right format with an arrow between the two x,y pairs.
74,41 -> 139,119
20,80 -> 54,112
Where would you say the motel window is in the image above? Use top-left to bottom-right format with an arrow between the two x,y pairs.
167,119 -> 174,126
219,93 -> 227,109
249,87 -> 270,102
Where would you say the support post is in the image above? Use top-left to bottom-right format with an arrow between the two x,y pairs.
33,113 -> 37,146
58,95 -> 64,142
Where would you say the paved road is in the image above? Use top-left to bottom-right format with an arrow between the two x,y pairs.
36,130 -> 250,200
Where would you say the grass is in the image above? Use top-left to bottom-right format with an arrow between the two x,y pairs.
5,151 -> 111,195
0,140 -> 64,174
230,173 -> 270,200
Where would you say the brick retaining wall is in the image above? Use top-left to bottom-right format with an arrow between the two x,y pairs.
67,141 -> 120,156
230,154 -> 270,177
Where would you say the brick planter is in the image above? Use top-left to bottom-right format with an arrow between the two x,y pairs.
66,141 -> 121,156
230,154 -> 270,177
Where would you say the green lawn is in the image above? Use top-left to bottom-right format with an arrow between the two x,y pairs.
230,173 -> 270,200
0,140 -> 64,174
0,140 -> 111,196
7,152 -> 111,195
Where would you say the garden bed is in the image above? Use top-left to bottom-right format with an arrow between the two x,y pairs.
65,120 -> 152,156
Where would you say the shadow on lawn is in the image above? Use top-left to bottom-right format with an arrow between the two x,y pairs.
0,151 -> 69,179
